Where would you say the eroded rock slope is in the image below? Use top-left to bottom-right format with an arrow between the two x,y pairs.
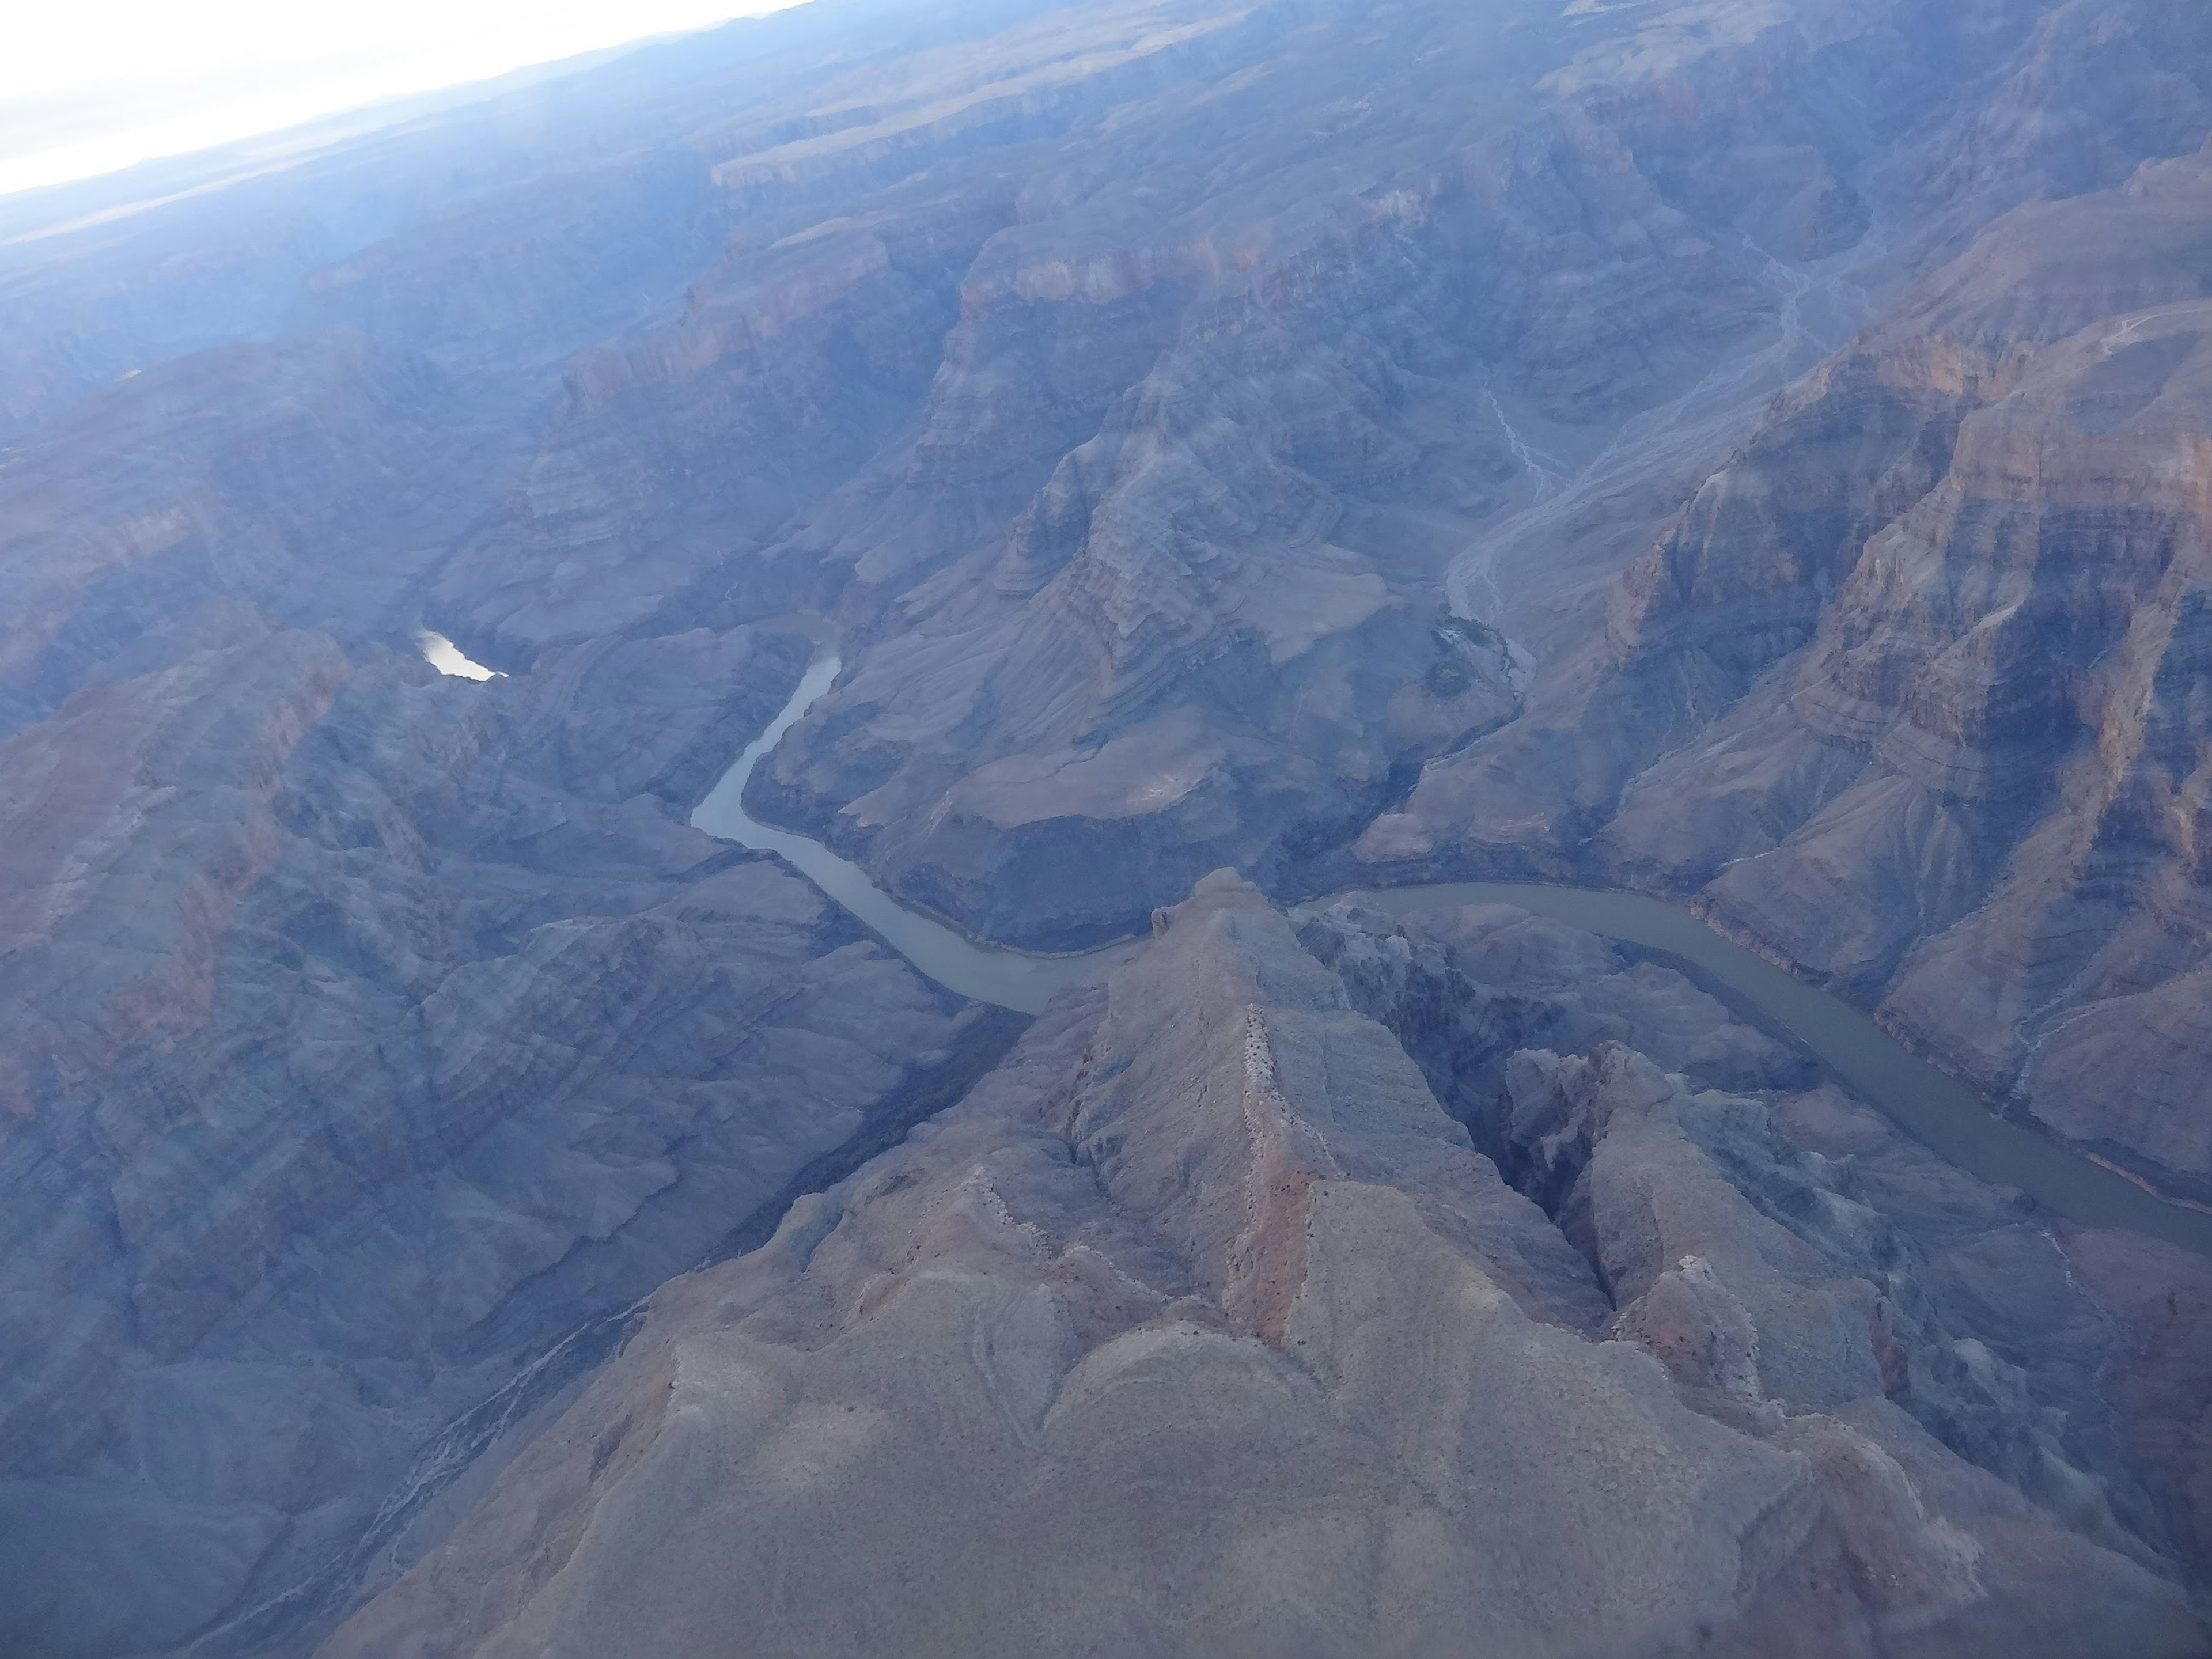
1,0 -> 2209,1651
1370,128 -> 2212,1200
0,607 -> 1016,1659
323,876 -> 2211,1656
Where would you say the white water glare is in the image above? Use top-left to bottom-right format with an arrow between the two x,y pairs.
418,630 -> 503,680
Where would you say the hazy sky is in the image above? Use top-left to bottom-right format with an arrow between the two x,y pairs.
0,1 -> 803,197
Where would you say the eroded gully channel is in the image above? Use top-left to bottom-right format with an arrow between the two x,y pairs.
694,649 -> 2212,1258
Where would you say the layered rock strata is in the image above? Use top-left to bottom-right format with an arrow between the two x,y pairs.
0,611 -> 1010,1659
1305,898 -> 2212,1596
321,877 -> 2207,1657
0,0 -> 2207,1652
1370,129 -> 2212,1199
737,0 -> 1970,947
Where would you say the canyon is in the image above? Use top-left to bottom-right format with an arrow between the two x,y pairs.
1,0 -> 2210,1653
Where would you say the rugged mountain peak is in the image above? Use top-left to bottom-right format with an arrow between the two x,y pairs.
321,878 -> 2202,1657
1077,870 -> 1609,1332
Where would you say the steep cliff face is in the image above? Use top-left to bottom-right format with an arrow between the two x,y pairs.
0,334 -> 524,737
319,877 -> 2207,1657
0,609 -> 1018,1659
1370,129 -> 2212,1197
736,0 -> 1993,947
3,0 -> 2210,1652
11,0 -> 2162,968
1305,898 -> 2212,1594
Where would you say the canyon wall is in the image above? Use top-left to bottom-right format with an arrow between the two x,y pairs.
1,0 -> 2209,1650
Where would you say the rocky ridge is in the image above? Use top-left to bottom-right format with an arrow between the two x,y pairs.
320,876 -> 2212,1656
0,0 -> 2208,1651
0,607 -> 1014,1659
1366,124 -> 2212,1200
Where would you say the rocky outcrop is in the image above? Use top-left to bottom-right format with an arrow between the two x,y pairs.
1372,127 -> 2212,1196
0,608 -> 1016,1659
1306,899 -> 2212,1594
5,0 -> 2157,974
0,334 -> 522,737
5,0 -> 2212,1652
738,0 -> 1955,948
319,877 -> 2205,1657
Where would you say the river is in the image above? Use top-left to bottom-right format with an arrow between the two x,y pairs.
695,649 -> 2212,1257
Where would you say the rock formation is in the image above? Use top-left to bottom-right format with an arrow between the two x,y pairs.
0,607 -> 1015,1659
319,878 -> 2209,1657
1,0 -> 2209,1650
1370,126 -> 2212,1203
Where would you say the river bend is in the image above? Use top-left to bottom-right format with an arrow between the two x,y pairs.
695,650 -> 2212,1256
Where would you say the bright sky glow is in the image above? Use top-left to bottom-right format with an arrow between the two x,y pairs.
0,1 -> 802,198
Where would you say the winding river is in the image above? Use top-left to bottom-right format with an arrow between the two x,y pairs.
695,650 -> 2212,1257
692,652 -> 1143,1011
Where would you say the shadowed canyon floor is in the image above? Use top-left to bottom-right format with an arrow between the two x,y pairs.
3,0 -> 2212,1652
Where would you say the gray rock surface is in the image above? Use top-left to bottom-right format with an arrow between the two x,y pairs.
0,608 -> 1012,1659
736,0 -> 2011,946
2,0 -> 2210,1652
1308,897 -> 2212,1603
1372,107 -> 2212,1199
321,877 -> 2204,1657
